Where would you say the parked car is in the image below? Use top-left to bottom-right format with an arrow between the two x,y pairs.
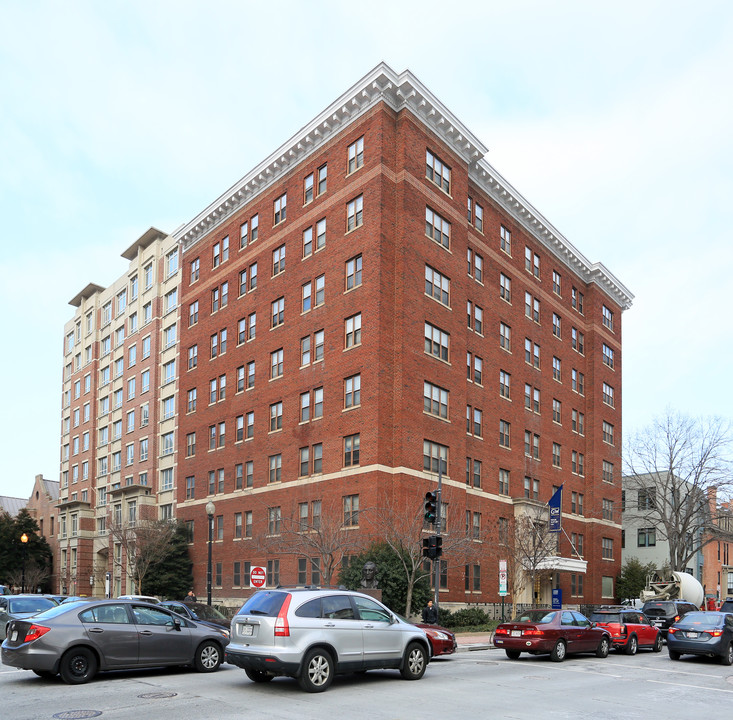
117,595 -> 160,604
159,601 -> 231,636
589,607 -> 663,654
718,598 -> 733,613
226,588 -> 431,692
667,611 -> 733,664
0,595 -> 58,640
413,622 -> 457,656
1,598 -> 229,684
494,608 -> 611,662
641,600 -> 698,638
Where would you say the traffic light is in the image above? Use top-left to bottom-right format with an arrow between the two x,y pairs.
421,535 -> 443,560
422,537 -> 432,559
424,491 -> 438,524
433,535 -> 442,558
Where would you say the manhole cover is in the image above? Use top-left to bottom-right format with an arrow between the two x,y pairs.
53,712 -> 102,720
137,692 -> 177,699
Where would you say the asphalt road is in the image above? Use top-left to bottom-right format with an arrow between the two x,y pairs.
2,647 -> 733,720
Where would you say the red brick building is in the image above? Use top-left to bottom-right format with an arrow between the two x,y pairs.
174,63 -> 632,607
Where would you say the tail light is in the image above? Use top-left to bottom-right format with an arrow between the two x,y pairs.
495,627 -> 508,635
668,627 -> 677,634
674,615 -> 680,622
620,624 -> 627,637
24,625 -> 51,643
523,628 -> 545,637
706,630 -> 723,637
274,594 -> 292,637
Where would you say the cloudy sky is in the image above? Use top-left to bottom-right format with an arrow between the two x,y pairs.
1,1 -> 731,499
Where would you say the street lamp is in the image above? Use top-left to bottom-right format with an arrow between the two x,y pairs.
20,533 -> 28,593
205,501 -> 215,606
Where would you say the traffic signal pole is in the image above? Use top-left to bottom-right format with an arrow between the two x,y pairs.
434,460 -> 443,611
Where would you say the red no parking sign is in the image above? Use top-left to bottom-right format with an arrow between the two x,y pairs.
250,566 -> 266,588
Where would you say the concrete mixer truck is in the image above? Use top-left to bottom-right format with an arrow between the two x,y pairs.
640,571 -> 703,637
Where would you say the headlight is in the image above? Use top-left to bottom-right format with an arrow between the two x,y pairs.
432,631 -> 449,640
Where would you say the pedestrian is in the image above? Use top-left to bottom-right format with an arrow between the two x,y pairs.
422,599 -> 438,624
185,589 -> 197,602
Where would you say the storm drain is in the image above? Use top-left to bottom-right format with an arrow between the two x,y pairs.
137,692 -> 177,699
53,712 -> 102,720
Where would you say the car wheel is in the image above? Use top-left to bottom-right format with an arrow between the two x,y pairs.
596,637 -> 610,658
653,634 -> 663,653
550,639 -> 567,662
720,643 -> 733,666
505,649 -> 521,660
625,635 -> 638,656
194,641 -> 222,672
245,668 -> 274,683
401,642 -> 428,680
32,670 -> 56,679
298,648 -> 334,693
59,647 -> 98,685
668,649 -> 681,661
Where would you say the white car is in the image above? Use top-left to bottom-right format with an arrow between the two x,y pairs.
117,595 -> 160,604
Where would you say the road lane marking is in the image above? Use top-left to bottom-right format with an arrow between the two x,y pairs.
603,660 -> 724,679
648,679 -> 733,693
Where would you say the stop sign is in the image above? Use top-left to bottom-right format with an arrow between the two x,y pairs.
250,566 -> 266,588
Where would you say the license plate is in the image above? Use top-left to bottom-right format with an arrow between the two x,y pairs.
10,630 -> 18,642
653,621 -> 663,627
511,630 -> 522,637
242,624 -> 254,636
686,632 -> 699,638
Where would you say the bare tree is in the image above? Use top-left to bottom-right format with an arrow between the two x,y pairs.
624,411 -> 733,571
492,510 -> 557,614
107,516 -> 176,594
367,499 -> 478,618
6,562 -> 49,594
258,498 -> 366,587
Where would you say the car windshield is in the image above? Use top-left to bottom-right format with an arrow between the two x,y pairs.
189,603 -> 228,622
511,610 -> 556,624
7,597 -> 56,614
590,612 -> 620,623
676,612 -> 723,628
236,590 -> 288,617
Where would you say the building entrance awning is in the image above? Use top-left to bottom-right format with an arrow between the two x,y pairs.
536,556 -> 587,573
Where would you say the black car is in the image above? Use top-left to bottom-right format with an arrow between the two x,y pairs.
159,601 -> 231,635
719,598 -> 733,613
641,600 -> 698,637
667,611 -> 733,664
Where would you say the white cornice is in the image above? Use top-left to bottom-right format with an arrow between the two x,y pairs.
174,62 -> 633,310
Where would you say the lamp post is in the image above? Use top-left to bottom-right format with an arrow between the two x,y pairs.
206,501 -> 215,606
20,533 -> 28,593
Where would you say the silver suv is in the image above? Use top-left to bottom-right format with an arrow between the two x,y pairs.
226,588 -> 431,692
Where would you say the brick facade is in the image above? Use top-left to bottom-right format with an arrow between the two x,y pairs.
174,65 -> 631,607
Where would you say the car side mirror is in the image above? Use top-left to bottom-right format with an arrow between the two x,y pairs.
173,617 -> 182,631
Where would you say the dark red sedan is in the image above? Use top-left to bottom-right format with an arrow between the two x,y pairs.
415,623 -> 457,656
494,609 -> 611,662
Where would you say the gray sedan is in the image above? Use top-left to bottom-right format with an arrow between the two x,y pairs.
1,599 -> 229,684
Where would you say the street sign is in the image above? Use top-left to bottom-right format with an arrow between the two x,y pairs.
552,588 -> 562,609
499,560 -> 508,595
250,566 -> 266,588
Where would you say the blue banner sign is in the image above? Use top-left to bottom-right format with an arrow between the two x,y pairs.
548,484 -> 563,533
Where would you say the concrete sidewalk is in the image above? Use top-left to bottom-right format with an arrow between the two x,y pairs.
455,631 -> 494,652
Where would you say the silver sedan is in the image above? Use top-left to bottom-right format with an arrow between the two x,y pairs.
1,598 -> 229,684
